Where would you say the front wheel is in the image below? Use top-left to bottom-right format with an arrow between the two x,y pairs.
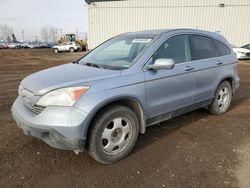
208,81 -> 232,115
87,105 -> 139,164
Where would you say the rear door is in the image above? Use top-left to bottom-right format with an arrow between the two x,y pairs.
145,35 -> 196,119
189,35 -> 229,104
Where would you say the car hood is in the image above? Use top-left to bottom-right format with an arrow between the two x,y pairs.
21,63 -> 121,95
233,48 -> 250,53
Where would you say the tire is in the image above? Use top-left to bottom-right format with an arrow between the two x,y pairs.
87,105 -> 139,164
53,48 -> 59,53
69,47 -> 75,53
208,81 -> 232,115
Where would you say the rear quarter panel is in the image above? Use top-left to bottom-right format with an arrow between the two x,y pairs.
194,53 -> 238,102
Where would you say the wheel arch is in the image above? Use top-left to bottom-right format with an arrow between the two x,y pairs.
217,76 -> 235,94
84,97 -> 146,142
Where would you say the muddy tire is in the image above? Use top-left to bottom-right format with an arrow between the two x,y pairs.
87,105 -> 139,164
208,81 -> 232,115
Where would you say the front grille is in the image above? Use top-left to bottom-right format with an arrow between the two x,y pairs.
19,85 -> 45,114
22,101 -> 45,114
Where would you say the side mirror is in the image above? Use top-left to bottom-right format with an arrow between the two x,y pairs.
147,58 -> 175,70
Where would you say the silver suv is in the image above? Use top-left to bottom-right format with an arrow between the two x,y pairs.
52,42 -> 80,53
12,29 -> 240,164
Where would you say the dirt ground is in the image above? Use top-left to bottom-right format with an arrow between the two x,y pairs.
0,49 -> 250,188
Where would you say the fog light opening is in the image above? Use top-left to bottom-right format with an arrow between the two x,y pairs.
41,132 -> 50,139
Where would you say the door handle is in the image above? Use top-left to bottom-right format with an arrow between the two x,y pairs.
185,66 -> 194,71
216,61 -> 223,65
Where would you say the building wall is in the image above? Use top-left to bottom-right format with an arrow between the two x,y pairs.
87,0 -> 250,49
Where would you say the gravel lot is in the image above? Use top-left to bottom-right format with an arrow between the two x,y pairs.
0,49 -> 250,188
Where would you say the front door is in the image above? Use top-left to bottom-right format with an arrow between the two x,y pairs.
145,35 -> 196,120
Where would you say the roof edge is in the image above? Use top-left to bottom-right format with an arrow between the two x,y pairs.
85,0 -> 124,4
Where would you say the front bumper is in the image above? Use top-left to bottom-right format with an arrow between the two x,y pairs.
11,97 -> 88,152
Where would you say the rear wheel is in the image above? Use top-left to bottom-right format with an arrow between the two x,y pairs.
87,105 -> 139,164
208,81 -> 232,115
53,48 -> 59,53
69,47 -> 75,53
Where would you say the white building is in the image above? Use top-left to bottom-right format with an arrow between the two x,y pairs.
86,0 -> 250,49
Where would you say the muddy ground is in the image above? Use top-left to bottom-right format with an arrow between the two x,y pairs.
0,49 -> 250,188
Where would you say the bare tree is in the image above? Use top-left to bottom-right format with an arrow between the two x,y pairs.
6,36 -> 11,42
49,26 -> 58,42
0,24 -> 13,41
40,26 -> 49,42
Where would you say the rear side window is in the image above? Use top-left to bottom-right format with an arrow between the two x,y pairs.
214,40 -> 231,56
189,35 -> 217,60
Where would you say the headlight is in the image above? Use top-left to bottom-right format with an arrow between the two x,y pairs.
36,86 -> 89,107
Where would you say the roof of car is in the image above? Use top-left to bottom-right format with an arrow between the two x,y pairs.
120,28 -> 228,45
122,29 -> 171,36
122,28 -> 216,36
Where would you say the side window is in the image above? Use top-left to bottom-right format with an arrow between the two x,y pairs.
243,44 -> 250,49
152,35 -> 191,64
214,40 -> 231,56
190,35 -> 217,60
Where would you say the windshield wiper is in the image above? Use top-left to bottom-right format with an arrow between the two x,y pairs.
80,62 -> 120,70
84,62 -> 103,69
72,60 -> 79,64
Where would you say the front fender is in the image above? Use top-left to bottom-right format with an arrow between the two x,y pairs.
75,82 -> 147,138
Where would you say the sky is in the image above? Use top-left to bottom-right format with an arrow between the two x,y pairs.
0,0 -> 87,41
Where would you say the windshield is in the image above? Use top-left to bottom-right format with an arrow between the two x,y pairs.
78,36 -> 154,70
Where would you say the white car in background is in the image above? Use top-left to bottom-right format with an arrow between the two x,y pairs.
53,42 -> 80,53
231,44 -> 250,60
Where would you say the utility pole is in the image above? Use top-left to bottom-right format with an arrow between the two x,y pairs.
76,28 -> 79,39
21,29 -> 24,42
59,29 -> 62,39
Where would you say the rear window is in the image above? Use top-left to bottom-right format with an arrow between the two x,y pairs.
190,35 -> 217,60
214,40 -> 231,56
